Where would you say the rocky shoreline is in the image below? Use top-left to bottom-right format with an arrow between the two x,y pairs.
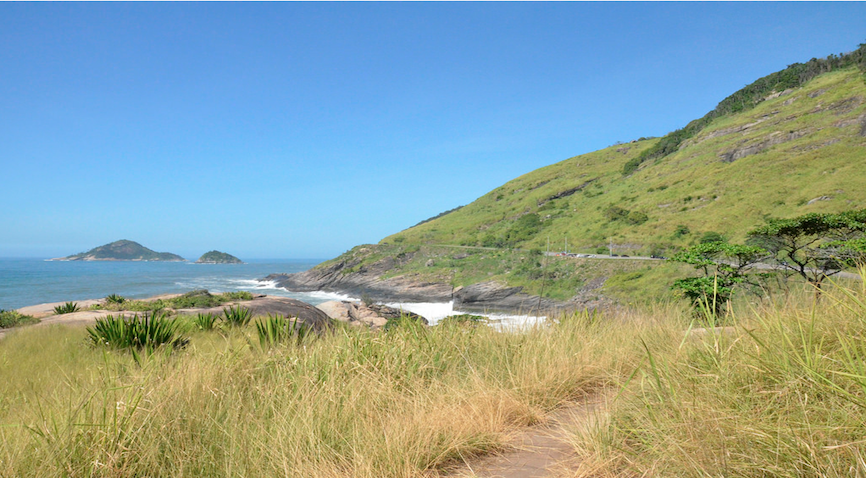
261,255 -> 606,315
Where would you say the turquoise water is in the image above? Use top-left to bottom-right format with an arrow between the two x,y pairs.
0,258 -> 337,310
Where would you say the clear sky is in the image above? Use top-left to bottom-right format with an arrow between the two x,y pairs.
1,2 -> 864,260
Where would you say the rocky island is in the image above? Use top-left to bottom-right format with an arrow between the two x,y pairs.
52,240 -> 185,262
195,250 -> 243,264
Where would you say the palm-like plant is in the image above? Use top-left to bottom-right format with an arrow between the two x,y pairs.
255,314 -> 313,348
86,312 -> 189,353
222,305 -> 252,327
53,302 -> 80,315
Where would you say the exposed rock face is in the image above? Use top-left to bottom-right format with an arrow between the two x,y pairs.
316,300 -> 428,329
719,130 -> 809,163
453,281 -> 560,314
263,257 -> 454,303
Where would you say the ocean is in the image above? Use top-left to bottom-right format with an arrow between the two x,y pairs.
0,258 -> 543,326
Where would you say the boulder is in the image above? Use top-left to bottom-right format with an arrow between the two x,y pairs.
315,300 -> 428,329
188,296 -> 334,332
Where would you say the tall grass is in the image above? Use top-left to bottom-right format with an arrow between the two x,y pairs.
567,272 -> 866,477
0,307 -> 645,477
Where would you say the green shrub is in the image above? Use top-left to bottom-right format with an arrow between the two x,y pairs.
626,211 -> 649,225
86,312 -> 189,352
105,294 -> 126,305
222,305 -> 252,328
699,231 -> 726,244
220,291 -> 254,301
0,309 -> 38,328
53,302 -> 80,315
255,314 -> 313,348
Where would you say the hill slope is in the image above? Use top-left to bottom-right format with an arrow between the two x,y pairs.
56,240 -> 186,262
272,46 -> 866,310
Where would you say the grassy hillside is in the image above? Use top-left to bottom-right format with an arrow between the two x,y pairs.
306,48 -> 866,305
386,66 -> 866,255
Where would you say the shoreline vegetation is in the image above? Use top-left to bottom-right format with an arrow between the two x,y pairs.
0,271 -> 864,475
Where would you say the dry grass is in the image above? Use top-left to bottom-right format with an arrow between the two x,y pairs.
0,307 -> 652,477
564,271 -> 866,477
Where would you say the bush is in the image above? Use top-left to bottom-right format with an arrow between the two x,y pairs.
86,312 -> 189,352
0,309 -> 38,328
626,211 -> 649,225
53,302 -> 80,315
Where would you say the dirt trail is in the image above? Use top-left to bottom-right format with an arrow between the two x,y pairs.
442,395 -> 605,478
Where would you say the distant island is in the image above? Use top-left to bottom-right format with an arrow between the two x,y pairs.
195,250 -> 243,264
52,240 -> 186,262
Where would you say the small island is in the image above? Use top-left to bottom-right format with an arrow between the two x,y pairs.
52,240 -> 186,262
195,250 -> 243,264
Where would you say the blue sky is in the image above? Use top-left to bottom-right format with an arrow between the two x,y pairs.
2,2 -> 864,259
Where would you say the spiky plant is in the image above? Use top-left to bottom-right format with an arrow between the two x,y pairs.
193,312 -> 218,331
53,302 -> 80,315
86,312 -> 189,352
222,305 -> 252,328
255,314 -> 313,348
105,294 -> 126,305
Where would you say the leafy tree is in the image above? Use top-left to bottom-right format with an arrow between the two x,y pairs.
670,242 -> 767,318
748,210 -> 866,289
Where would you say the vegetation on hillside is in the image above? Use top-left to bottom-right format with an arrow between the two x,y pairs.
377,43 -> 866,260
337,51 -> 866,304
622,42 -> 866,175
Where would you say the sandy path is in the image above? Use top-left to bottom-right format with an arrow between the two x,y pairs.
442,395 -> 605,478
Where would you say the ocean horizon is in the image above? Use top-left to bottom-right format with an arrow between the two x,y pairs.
0,257 -> 332,311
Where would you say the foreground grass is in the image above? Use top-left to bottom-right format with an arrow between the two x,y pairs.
567,272 -> 866,477
4,273 -> 865,477
0,306 -> 659,477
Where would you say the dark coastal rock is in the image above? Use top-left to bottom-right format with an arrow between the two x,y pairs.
453,281 -> 561,314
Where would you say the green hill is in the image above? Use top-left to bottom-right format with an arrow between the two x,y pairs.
196,250 -> 243,264
56,240 -> 186,262
282,44 -> 866,305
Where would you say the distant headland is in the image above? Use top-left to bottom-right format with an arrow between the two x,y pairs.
51,240 -> 186,262
195,250 -> 243,264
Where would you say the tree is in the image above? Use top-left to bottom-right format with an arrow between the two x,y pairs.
747,210 -> 866,289
670,241 -> 767,318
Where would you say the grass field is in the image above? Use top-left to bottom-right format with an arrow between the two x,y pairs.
2,271 -> 865,476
